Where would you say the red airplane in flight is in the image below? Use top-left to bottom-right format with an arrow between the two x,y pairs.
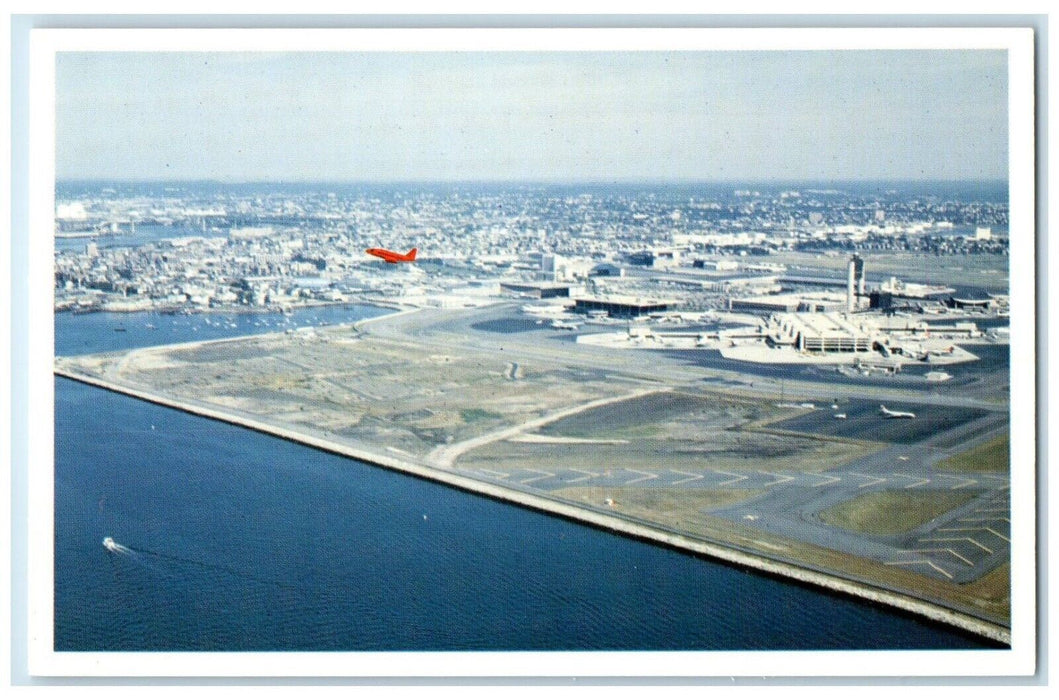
366,247 -> 418,263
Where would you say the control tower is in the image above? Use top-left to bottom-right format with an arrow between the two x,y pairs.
846,254 -> 865,313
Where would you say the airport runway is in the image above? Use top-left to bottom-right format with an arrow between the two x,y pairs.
362,303 -> 1013,584
453,460 -> 1008,584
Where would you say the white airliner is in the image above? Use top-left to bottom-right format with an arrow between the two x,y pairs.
879,404 -> 916,419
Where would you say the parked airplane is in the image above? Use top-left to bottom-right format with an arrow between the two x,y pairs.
366,247 -> 417,263
551,320 -> 581,330
879,404 -> 916,419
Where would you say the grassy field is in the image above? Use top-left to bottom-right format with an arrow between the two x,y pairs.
937,435 -> 1010,473
964,563 -> 1010,616
817,490 -> 979,535
553,486 -> 765,533
538,391 -> 779,439
459,433 -> 877,475
555,486 -> 1011,624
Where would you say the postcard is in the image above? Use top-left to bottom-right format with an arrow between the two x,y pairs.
17,23 -> 1037,680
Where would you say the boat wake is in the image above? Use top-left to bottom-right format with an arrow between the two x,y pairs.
101,536 -> 135,556
101,536 -> 296,591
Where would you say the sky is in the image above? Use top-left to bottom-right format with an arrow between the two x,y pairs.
55,50 -> 1008,183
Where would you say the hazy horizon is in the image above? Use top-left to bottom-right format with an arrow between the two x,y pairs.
57,50 -> 1008,184
54,178 -> 1009,197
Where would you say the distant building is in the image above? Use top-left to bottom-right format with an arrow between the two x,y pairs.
627,248 -> 681,268
729,296 -> 799,314
650,248 -> 682,268
869,290 -> 894,310
541,252 -> 593,281
627,251 -> 656,266
948,294 -> 992,310
880,277 -> 956,299
846,254 -> 865,312
767,312 -> 875,353
589,263 -> 623,277
730,291 -> 845,314
56,202 -> 89,221
573,295 -> 670,318
500,281 -> 573,299
540,253 -> 564,280
229,226 -> 275,240
693,259 -> 739,271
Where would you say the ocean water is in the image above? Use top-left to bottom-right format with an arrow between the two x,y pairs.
55,178 -> 1009,205
54,307 -> 996,651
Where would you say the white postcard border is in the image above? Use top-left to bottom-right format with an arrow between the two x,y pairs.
26,25 -> 1038,679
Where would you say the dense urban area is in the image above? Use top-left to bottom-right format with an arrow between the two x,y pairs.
55,182 -> 1008,315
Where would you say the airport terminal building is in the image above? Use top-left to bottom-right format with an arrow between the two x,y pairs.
500,281 -> 575,299
572,294 -> 671,318
766,312 -> 875,353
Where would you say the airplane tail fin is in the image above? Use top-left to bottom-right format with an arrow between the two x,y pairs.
407,248 -> 417,261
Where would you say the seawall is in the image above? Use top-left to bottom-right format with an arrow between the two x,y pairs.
54,367 -> 1011,645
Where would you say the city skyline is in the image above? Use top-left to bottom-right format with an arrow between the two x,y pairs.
56,50 -> 1008,183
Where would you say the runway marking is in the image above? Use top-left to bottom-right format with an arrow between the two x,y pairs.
937,526 -> 1010,543
566,468 -> 596,484
760,471 -> 795,487
986,527 -> 1011,543
670,470 -> 703,486
624,469 -> 658,485
848,472 -> 887,489
714,470 -> 748,487
910,547 -> 974,567
810,475 -> 841,487
480,469 -> 508,479
519,469 -> 555,484
937,475 -> 978,490
920,536 -> 993,554
885,559 -> 953,579
893,473 -> 931,489
959,515 -> 1010,524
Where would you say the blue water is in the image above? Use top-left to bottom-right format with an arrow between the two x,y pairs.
56,179 -> 1009,204
54,307 -> 996,651
55,223 -> 231,253
55,305 -> 388,355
